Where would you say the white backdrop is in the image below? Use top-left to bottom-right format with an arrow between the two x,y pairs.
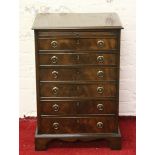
19,0 -> 136,117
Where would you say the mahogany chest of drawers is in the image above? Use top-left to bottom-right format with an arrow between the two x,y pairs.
32,13 -> 123,150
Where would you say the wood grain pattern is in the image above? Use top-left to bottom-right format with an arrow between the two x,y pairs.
38,38 -> 117,50
39,116 -> 117,134
39,83 -> 116,98
38,31 -> 118,38
40,100 -> 117,115
39,67 -> 117,81
34,13 -> 122,150
39,53 -> 117,65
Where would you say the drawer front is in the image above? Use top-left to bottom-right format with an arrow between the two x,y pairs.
40,100 -> 117,115
39,53 -> 117,65
39,116 -> 117,134
40,101 -> 77,115
40,83 -> 116,98
38,31 -> 118,38
38,38 -> 117,50
39,67 -> 117,81
78,100 -> 117,114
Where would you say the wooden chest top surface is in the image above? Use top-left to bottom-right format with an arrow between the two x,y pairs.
32,13 -> 123,30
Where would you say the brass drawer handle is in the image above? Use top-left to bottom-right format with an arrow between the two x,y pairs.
97,104 -> 104,111
97,122 -> 103,128
52,87 -> 59,95
52,104 -> 59,112
52,71 -> 58,79
97,70 -> 104,78
97,56 -> 104,63
51,40 -> 58,48
51,56 -> 58,64
97,40 -> 105,48
52,122 -> 59,130
97,86 -> 104,94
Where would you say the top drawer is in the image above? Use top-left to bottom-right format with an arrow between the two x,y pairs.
38,38 -> 118,51
38,31 -> 118,38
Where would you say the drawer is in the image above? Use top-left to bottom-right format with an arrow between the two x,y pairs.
38,31 -> 118,38
38,38 -> 117,50
39,67 -> 117,81
40,83 -> 116,98
40,100 -> 117,115
40,100 -> 77,115
39,53 -> 117,65
79,100 -> 117,114
39,116 -> 117,134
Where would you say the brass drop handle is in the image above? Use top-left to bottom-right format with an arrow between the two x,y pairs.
51,56 -> 58,64
97,40 -> 105,48
97,122 -> 103,128
97,104 -> 104,111
97,86 -> 104,94
52,104 -> 59,112
97,56 -> 104,63
51,40 -> 58,48
52,71 -> 58,79
53,122 -> 59,130
97,70 -> 104,78
52,87 -> 59,95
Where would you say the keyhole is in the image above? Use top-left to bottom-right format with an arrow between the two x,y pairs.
76,39 -> 80,45
76,55 -> 80,61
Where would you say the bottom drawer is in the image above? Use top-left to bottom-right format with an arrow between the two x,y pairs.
39,116 -> 117,134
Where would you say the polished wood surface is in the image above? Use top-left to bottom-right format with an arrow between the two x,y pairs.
39,116 -> 117,134
39,67 -> 117,81
34,13 -> 122,150
39,53 -> 117,65
40,100 -> 117,115
40,83 -> 116,98
32,13 -> 123,29
38,31 -> 118,38
38,38 -> 117,50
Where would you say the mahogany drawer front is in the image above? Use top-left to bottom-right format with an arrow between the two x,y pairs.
40,100 -> 117,115
38,38 -> 117,50
38,31 -> 118,38
39,53 -> 117,65
39,67 -> 117,81
40,101 -> 77,115
40,83 -> 116,98
78,100 -> 117,114
39,116 -> 117,134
